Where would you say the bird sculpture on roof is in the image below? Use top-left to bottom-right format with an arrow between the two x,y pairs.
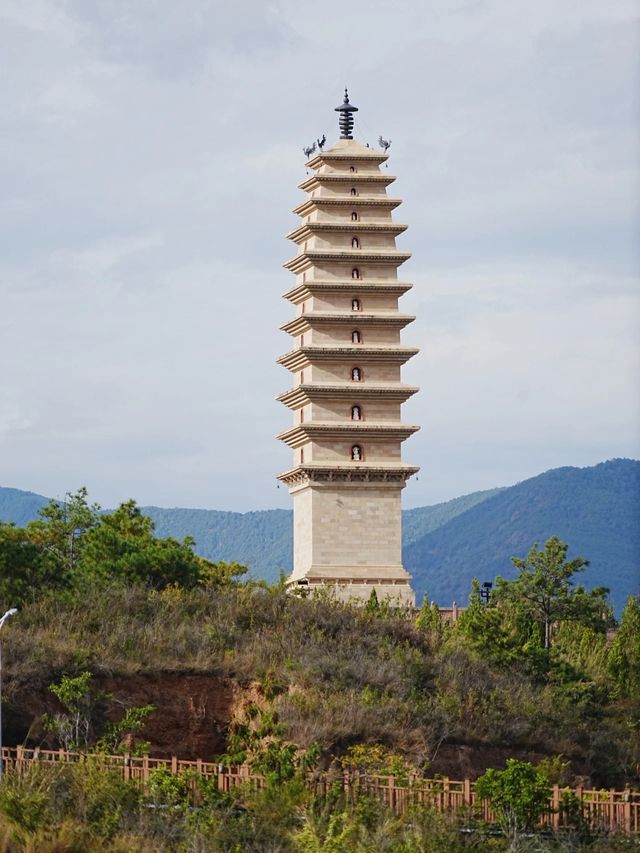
317,134 -> 326,151
378,135 -> 392,152
303,142 -> 316,158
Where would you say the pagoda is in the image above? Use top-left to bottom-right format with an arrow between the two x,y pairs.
277,91 -> 419,605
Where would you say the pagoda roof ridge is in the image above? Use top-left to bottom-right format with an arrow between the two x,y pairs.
282,310 -> 415,318
286,222 -> 408,241
277,463 -> 420,486
293,198 -> 402,215
277,345 -> 419,371
280,311 -> 414,336
284,249 -> 411,274
282,281 -> 413,302
298,174 -> 395,191
278,422 -> 420,448
306,138 -> 387,168
276,383 -> 419,407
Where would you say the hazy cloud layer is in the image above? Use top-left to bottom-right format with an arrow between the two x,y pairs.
1,0 -> 638,510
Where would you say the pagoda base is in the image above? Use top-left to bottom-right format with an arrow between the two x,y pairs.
289,565 -> 415,607
284,471 -> 416,608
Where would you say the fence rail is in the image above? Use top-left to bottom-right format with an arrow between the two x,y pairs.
1,746 -> 638,834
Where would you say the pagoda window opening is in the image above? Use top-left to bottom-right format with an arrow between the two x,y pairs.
300,408 -> 304,423
351,444 -> 363,461
352,329 -> 362,343
351,367 -> 363,382
350,188 -> 358,196
350,166 -> 357,173
352,236 -> 360,249
300,334 -> 304,347
351,268 -> 360,279
351,298 -> 361,311
351,405 -> 362,421
300,448 -> 305,463
300,370 -> 304,384
351,212 -> 358,221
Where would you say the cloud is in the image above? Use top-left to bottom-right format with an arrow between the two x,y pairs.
0,0 -> 637,510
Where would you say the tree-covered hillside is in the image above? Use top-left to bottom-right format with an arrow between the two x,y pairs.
406,459 -> 640,612
143,506 -> 292,581
403,487 -> 503,547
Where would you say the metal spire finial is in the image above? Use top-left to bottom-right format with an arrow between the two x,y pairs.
335,88 -> 358,139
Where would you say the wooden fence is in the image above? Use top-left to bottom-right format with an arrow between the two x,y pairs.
1,746 -> 638,835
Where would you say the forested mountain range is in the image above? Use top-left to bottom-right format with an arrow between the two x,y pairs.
1,458 -> 638,610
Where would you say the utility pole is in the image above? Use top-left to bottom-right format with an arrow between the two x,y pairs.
0,608 -> 18,781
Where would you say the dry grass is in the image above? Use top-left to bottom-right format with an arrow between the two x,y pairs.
2,585 -> 635,785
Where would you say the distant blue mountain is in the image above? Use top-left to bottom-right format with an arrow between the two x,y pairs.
0,487 -> 49,527
1,459 -> 638,611
404,459 -> 640,612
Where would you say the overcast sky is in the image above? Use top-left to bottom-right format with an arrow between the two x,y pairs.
1,0 -> 638,512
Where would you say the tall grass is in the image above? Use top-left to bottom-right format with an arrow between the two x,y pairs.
3,586 -> 636,785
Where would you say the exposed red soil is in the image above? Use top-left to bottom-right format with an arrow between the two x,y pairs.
100,674 -> 237,759
6,673 -> 239,761
5,673 -> 579,780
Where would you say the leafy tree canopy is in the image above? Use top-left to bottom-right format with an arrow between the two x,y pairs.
500,536 -> 610,650
476,759 -> 551,849
457,538 -> 613,679
0,488 -> 248,606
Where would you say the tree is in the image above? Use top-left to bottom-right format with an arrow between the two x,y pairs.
48,672 -> 97,751
608,595 -> 640,698
365,588 -> 380,615
26,487 -> 100,580
475,759 -> 551,851
78,500 -> 202,590
455,578 -> 525,668
498,536 -> 610,650
198,560 -> 248,589
415,594 -> 442,633
0,522 -> 52,605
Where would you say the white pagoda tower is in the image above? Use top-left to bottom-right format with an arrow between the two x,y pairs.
277,91 -> 419,605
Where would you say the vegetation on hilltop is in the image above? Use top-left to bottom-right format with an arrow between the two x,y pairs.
1,491 -> 638,789
0,488 -> 245,604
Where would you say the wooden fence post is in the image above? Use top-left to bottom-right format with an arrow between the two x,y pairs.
388,775 -> 396,813
552,785 -> 560,828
